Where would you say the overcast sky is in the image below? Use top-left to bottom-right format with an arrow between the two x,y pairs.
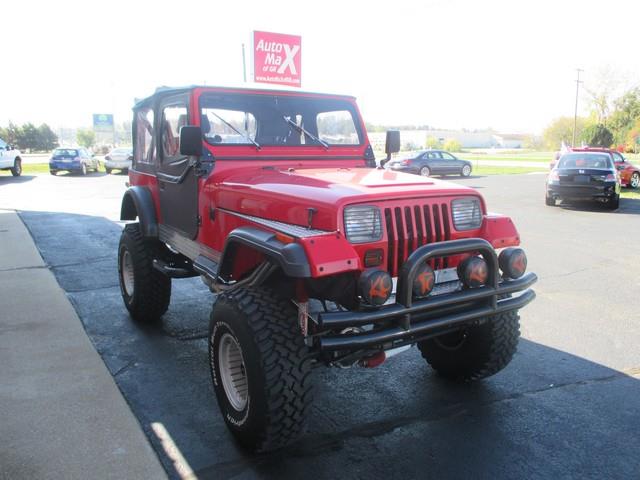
3,0 -> 638,133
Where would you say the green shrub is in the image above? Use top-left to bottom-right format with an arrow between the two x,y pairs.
425,136 -> 441,149
443,138 -> 462,152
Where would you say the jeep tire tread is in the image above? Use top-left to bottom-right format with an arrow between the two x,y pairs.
418,310 -> 520,381
209,287 -> 313,452
118,223 -> 171,322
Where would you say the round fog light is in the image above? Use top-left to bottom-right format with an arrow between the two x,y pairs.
412,263 -> 435,298
499,248 -> 527,279
457,256 -> 488,288
359,269 -> 392,306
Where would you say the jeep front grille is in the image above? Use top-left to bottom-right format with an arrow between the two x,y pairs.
384,203 -> 452,276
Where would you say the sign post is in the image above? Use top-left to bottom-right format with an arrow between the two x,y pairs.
252,31 -> 301,87
93,114 -> 115,146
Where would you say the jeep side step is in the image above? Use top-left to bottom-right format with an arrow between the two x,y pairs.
192,255 -> 219,279
152,258 -> 199,278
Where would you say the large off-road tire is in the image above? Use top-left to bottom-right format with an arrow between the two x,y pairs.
209,287 -> 314,452
118,223 -> 171,323
418,310 -> 520,381
11,158 -> 22,177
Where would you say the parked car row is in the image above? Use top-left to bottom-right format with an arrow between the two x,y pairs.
48,147 -> 132,175
550,147 -> 640,188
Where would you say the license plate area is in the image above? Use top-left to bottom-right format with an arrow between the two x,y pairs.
388,267 -> 461,304
574,175 -> 590,184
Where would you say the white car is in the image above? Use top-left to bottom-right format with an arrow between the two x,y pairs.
0,138 -> 22,176
104,147 -> 133,174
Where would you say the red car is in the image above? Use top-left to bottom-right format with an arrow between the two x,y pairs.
551,148 -> 640,188
117,85 -> 536,452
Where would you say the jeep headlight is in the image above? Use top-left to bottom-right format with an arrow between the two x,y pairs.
451,198 -> 482,230
344,205 -> 382,243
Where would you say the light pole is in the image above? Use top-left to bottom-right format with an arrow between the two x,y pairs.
242,43 -> 247,83
572,68 -> 583,147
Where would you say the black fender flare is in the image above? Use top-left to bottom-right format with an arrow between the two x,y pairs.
218,226 -> 311,279
120,186 -> 158,238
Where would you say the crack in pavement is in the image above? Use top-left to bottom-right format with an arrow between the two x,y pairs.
193,367 -> 640,479
161,330 -> 209,341
0,264 -> 48,273
113,361 -> 136,377
64,284 -> 120,293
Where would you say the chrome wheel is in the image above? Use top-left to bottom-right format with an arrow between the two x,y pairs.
121,249 -> 135,297
420,166 -> 430,176
462,164 -> 471,177
631,173 -> 639,189
218,333 -> 248,411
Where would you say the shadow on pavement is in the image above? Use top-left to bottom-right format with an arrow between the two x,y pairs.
18,210 -> 640,480
0,175 -> 36,184
558,196 -> 640,214
52,171 -> 110,178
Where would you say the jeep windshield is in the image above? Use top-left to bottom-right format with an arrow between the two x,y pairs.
200,93 -> 362,147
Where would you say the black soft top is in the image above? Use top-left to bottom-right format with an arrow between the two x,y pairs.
133,85 -> 355,111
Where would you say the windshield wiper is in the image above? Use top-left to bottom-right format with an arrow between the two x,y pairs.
283,116 -> 329,149
208,111 -> 260,150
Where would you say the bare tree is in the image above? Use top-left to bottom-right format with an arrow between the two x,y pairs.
583,66 -> 633,125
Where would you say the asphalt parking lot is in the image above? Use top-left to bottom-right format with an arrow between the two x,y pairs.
1,171 -> 639,479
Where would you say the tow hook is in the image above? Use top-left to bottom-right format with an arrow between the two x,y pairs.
360,345 -> 413,368
360,351 -> 386,368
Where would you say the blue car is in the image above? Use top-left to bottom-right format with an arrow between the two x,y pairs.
49,147 -> 100,175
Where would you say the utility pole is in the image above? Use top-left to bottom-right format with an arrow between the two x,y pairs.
572,68 -> 583,147
242,43 -> 247,83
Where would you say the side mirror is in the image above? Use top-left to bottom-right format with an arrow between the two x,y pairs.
381,130 -> 400,167
179,126 -> 203,156
385,130 -> 401,155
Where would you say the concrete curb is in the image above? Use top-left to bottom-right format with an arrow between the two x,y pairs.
0,209 -> 167,479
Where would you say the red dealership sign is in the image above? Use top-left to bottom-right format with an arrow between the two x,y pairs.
253,31 -> 301,87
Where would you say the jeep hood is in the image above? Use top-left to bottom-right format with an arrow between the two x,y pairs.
214,167 -> 479,231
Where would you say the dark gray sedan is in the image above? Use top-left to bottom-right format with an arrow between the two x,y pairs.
385,150 -> 472,177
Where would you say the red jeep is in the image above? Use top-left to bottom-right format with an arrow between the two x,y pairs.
118,86 -> 537,452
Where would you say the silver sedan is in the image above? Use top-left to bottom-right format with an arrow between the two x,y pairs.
104,147 -> 133,174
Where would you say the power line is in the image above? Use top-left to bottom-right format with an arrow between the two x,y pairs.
572,68 -> 583,147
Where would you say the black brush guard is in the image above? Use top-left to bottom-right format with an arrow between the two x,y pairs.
316,238 -> 537,352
